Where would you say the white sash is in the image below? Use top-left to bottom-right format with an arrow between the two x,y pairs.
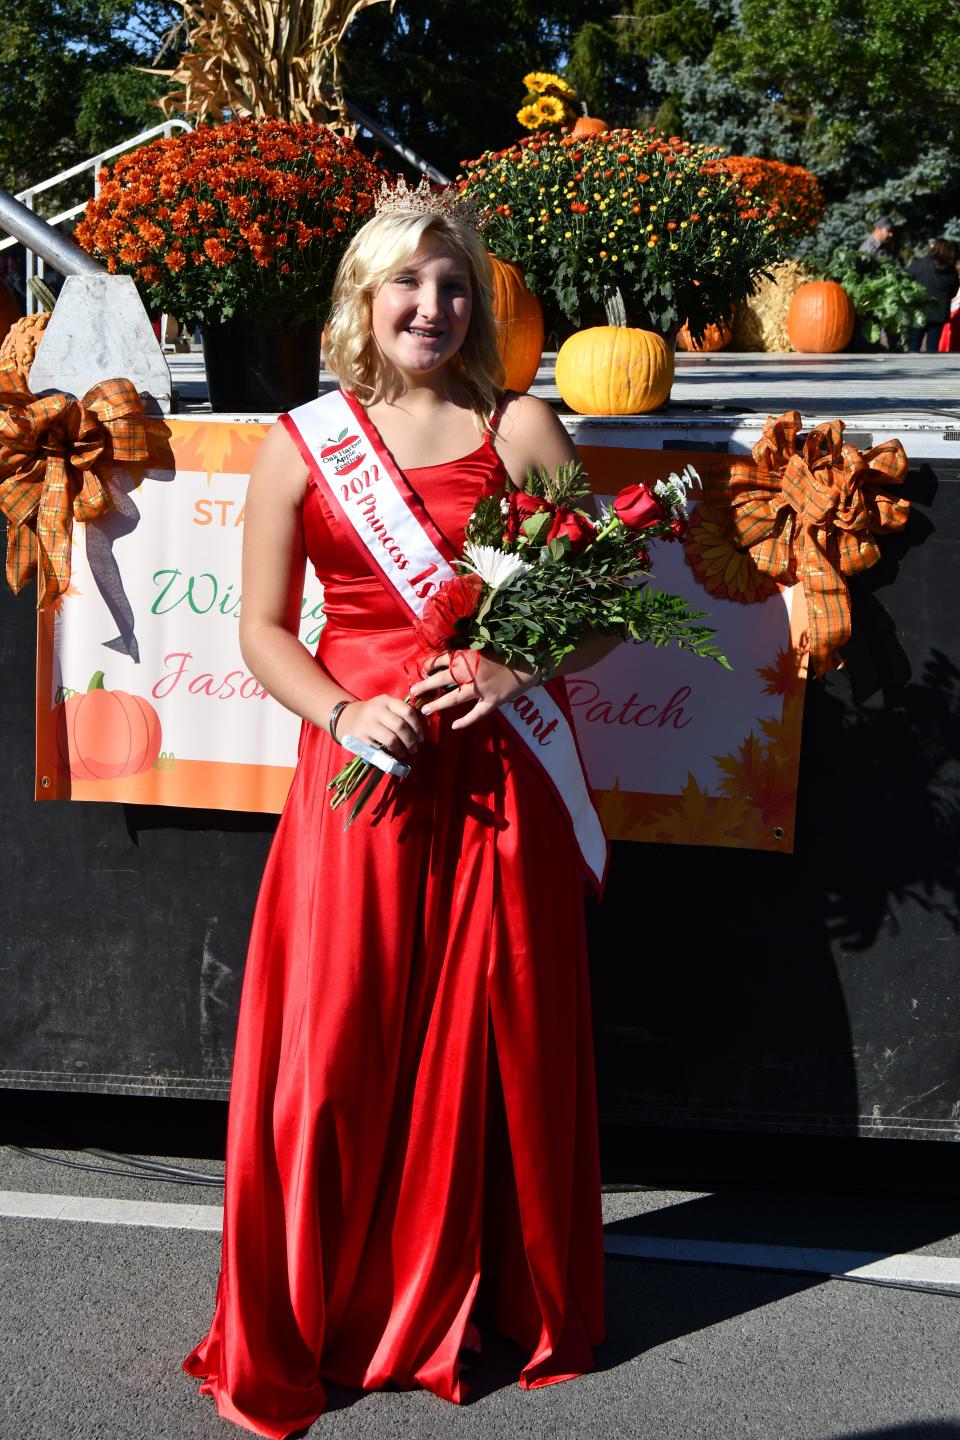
282,388 -> 609,890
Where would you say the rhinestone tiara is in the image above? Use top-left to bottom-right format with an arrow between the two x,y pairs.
374,175 -> 486,232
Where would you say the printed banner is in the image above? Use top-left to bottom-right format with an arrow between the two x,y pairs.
35,419 -> 324,813
36,424 -> 806,850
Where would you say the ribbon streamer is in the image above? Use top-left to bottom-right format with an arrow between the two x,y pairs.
699,411 -> 910,676
0,361 -> 161,609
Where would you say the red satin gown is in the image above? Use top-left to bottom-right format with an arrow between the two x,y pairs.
183,417 -> 606,1439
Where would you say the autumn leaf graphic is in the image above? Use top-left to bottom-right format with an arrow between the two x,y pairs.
170,419 -> 269,481
758,713 -> 796,753
643,772 -> 751,847
757,645 -> 806,699
713,731 -> 797,835
51,581 -> 81,617
596,780 -> 650,840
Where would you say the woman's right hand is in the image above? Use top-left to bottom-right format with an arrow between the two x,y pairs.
335,695 -> 424,759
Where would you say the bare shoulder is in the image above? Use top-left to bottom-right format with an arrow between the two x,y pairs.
494,392 -> 577,485
247,418 -> 310,507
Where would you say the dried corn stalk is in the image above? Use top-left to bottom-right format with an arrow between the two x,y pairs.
732,260 -> 816,353
148,0 -> 393,129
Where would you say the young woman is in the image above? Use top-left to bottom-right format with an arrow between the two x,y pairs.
184,192 -> 610,1439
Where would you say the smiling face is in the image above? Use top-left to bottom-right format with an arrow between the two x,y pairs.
369,241 -> 473,383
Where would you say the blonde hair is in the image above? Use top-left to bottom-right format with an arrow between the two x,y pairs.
324,210 -> 505,427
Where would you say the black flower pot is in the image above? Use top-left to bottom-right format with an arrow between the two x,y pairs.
201,315 -> 322,412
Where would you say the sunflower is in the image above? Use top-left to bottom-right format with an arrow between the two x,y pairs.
534,94 -> 568,126
517,103 -> 542,130
682,503 -> 779,604
546,75 -> 576,99
523,70 -> 552,93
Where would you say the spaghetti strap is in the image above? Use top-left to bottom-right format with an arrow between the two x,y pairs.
486,390 -> 515,443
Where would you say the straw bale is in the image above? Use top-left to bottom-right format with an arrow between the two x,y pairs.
732,260 -> 816,352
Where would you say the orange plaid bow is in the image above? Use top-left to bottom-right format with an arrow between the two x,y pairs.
701,411 -> 910,676
0,362 -> 161,608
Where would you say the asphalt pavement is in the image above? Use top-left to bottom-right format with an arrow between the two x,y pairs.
3,1144 -> 960,1440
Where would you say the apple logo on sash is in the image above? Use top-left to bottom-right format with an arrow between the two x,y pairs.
322,429 -> 365,476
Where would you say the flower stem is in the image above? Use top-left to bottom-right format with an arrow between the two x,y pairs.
327,692 -> 419,825
345,764 -> 387,827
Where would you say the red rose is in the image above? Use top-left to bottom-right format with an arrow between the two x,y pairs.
669,514 -> 689,541
505,490 -> 553,543
413,575 -> 484,654
547,507 -> 597,555
613,483 -> 664,531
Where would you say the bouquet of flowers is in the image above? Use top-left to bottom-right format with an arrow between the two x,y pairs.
328,462 -> 728,822
516,70 -> 579,132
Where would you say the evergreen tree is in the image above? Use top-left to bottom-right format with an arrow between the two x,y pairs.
0,0 -> 180,195
342,0 -> 618,177
571,0 -> 960,253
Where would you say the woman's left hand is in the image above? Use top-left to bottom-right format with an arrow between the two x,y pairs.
410,651 -> 540,730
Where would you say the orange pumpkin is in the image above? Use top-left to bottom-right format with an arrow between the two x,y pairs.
0,279 -> 22,345
786,280 -> 855,353
677,314 -> 733,352
555,326 -> 674,414
488,256 -> 544,393
571,115 -> 609,137
57,671 -> 163,780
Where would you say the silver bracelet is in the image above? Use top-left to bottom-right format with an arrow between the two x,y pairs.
328,700 -> 350,743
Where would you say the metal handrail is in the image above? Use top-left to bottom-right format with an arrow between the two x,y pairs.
0,120 -> 192,311
0,189 -> 104,280
344,101 -> 450,183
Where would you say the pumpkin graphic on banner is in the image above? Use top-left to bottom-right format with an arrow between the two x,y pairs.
57,671 -> 163,780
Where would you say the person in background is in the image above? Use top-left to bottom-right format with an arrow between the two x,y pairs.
0,251 -> 26,312
937,285 -> 960,352
908,238 -> 959,352
859,216 -> 896,258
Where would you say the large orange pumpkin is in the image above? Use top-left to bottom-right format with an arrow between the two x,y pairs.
555,326 -> 674,414
57,671 -> 163,780
677,314 -> 733,352
786,280 -> 855,353
488,256 -> 544,393
571,115 -> 609,137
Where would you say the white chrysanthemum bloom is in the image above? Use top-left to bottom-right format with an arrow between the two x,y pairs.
655,464 -> 701,514
461,542 -> 533,590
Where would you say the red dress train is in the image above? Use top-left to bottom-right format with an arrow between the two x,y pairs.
183,426 -> 606,1438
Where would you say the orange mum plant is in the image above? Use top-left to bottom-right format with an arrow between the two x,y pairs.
718,157 -> 823,243
75,118 -> 384,327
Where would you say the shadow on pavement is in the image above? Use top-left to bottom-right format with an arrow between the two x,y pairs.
600,1253 -> 822,1374
814,1427 -> 960,1439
